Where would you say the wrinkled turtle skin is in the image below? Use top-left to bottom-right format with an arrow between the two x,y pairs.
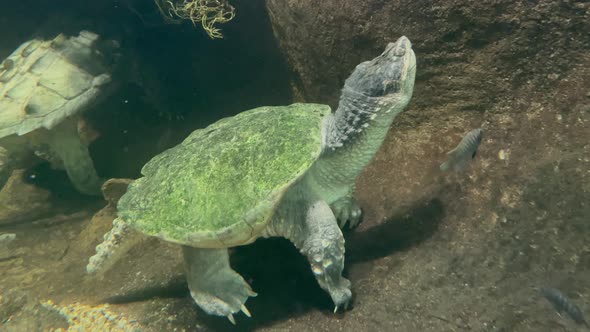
0,30 -> 120,195
88,36 -> 417,323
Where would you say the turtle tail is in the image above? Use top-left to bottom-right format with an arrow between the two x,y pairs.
87,217 -> 143,275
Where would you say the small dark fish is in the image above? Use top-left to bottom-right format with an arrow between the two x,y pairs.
440,128 -> 483,172
541,287 -> 589,327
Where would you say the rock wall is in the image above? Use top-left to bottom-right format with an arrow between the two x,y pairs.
259,3 -> 590,330
264,0 -> 590,216
265,0 -> 590,112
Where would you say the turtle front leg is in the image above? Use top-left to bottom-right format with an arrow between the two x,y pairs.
43,118 -> 104,195
182,246 -> 257,324
285,200 -> 352,312
330,185 -> 362,229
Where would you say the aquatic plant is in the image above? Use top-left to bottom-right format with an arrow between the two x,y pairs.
155,0 -> 235,38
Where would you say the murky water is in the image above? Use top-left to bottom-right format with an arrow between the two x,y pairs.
1,0 -> 589,331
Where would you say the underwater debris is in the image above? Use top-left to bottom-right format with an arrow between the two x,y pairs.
41,300 -> 143,332
440,128 -> 483,172
540,287 -> 589,327
154,0 -> 235,38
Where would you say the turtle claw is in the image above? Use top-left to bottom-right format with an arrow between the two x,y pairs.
331,197 -> 362,230
333,299 -> 351,314
183,248 -> 256,323
241,304 -> 252,317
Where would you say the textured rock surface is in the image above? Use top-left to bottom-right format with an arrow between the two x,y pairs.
265,0 -> 590,109
0,170 -> 52,225
258,1 -> 590,331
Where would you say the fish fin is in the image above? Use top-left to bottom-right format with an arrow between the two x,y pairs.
446,147 -> 458,157
439,160 -> 451,172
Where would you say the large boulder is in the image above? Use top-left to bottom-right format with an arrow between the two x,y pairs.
265,0 -> 590,111
264,0 -> 590,216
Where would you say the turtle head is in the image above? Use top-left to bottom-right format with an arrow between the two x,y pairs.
343,36 -> 416,100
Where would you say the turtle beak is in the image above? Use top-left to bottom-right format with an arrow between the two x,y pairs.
379,36 -> 416,94
341,36 -> 416,98
384,36 -> 416,84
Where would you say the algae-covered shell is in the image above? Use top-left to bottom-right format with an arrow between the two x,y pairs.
118,103 -> 330,248
0,31 -> 117,138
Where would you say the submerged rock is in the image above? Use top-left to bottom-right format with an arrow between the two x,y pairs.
0,170 -> 52,225
265,0 -> 590,111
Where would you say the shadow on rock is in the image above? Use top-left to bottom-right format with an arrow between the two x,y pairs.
346,198 -> 445,263
104,275 -> 189,305
90,198 -> 444,331
215,199 -> 444,330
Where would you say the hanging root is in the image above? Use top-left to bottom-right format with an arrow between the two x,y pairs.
155,0 -> 235,38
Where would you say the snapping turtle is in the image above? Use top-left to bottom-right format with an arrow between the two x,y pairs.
88,36 -> 416,322
0,30 -> 120,195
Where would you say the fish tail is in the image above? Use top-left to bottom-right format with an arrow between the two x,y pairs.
440,149 -> 459,172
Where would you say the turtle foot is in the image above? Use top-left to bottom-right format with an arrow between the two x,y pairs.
188,271 -> 256,324
183,247 -> 256,323
306,241 -> 352,312
301,201 -> 352,312
331,197 -> 362,229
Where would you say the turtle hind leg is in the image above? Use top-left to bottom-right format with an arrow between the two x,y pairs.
43,118 -> 104,195
182,246 -> 257,324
